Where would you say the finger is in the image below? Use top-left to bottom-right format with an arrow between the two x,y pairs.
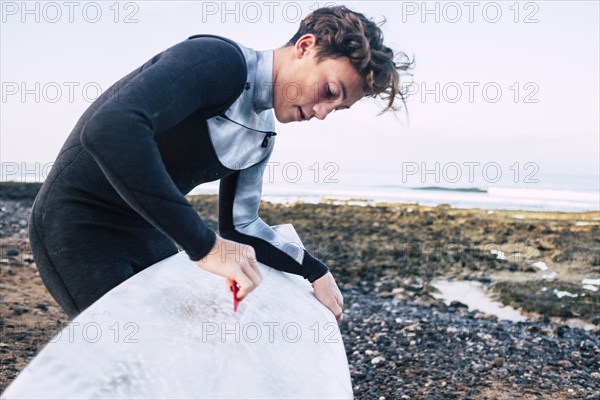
243,250 -> 262,281
331,303 -> 343,321
234,272 -> 255,300
241,261 -> 262,288
336,293 -> 344,309
226,278 -> 237,292
240,247 -> 261,284
248,257 -> 262,281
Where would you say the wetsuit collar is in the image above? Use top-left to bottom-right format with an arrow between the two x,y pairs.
252,49 -> 274,113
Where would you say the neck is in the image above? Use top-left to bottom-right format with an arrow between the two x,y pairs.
272,45 -> 295,88
272,46 -> 295,116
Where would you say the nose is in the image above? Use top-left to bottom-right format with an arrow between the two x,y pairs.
312,102 -> 336,121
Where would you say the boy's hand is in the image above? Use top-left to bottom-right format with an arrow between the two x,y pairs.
194,235 -> 262,300
311,272 -> 344,322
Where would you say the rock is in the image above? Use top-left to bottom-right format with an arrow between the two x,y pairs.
449,301 -> 468,309
474,312 -> 497,321
372,332 -> 385,342
537,239 -> 555,250
371,356 -> 385,365
491,357 -> 505,368
521,265 -> 539,273
555,325 -> 569,337
558,360 -> 573,369
11,308 -> 28,316
6,249 -> 19,257
406,283 -> 423,293
526,325 -> 542,333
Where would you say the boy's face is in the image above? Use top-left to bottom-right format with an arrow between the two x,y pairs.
273,35 -> 365,124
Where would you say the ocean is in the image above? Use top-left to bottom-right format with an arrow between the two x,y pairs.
191,170 -> 600,212
3,163 -> 598,212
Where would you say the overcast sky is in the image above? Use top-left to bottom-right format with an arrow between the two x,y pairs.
1,1 -> 598,187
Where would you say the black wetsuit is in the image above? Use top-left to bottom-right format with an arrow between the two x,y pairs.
28,34 -> 329,318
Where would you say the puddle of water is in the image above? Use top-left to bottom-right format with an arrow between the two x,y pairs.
431,280 -> 527,322
542,271 -> 557,281
553,289 -> 579,299
582,278 -> 600,286
490,249 -> 506,260
553,317 -> 598,331
531,261 -> 548,271
432,280 -> 599,331
581,278 -> 599,292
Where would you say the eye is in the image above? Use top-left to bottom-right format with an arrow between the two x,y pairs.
334,105 -> 351,113
326,85 -> 336,99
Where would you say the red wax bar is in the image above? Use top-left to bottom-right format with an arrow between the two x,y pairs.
230,280 -> 241,312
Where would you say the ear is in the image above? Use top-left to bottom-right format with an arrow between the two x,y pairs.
295,34 -> 317,58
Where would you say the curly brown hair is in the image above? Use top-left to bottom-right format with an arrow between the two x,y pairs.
286,5 -> 414,117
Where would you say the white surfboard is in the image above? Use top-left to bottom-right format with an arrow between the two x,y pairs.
2,224 -> 353,399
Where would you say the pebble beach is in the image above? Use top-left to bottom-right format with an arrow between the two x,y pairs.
0,182 -> 598,398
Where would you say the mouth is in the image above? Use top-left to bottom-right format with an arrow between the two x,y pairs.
296,107 -> 306,121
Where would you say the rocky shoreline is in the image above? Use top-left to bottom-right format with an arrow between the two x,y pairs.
1,182 -> 598,398
343,288 -> 599,399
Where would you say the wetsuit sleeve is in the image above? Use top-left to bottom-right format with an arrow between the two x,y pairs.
80,36 -> 247,261
218,150 -> 330,283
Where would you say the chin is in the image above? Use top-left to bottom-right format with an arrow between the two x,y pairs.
273,107 -> 294,124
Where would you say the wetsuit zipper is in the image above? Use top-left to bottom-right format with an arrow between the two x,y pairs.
218,112 -> 277,148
